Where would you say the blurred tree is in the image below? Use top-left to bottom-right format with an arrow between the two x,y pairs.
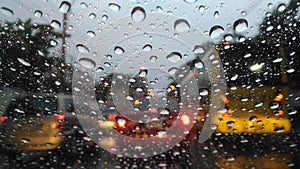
0,19 -> 71,93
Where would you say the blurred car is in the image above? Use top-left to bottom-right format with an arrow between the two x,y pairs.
95,74 -> 195,141
0,93 -> 95,152
216,42 -> 292,134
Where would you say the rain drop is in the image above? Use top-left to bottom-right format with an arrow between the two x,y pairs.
277,4 -> 286,12
249,116 -> 257,121
160,109 -> 170,115
230,74 -> 238,81
21,138 -> 31,144
89,13 -> 96,19
131,7 -> 146,22
194,61 -> 204,69
193,45 -> 205,54
233,19 -> 248,33
174,19 -> 190,33
50,20 -> 61,29
34,10 -> 43,18
87,31 -> 96,37
272,58 -> 283,63
243,53 -> 252,58
199,89 -> 208,96
226,121 -> 235,127
109,3 -> 121,12
78,58 -> 96,69
184,0 -> 197,3
150,55 -> 158,62
142,44 -> 152,51
1,7 -> 14,16
17,58 -> 31,67
139,68 -> 148,77
114,46 -> 125,55
168,67 -> 178,75
214,11 -> 219,18
76,44 -> 90,54
50,39 -> 58,46
287,68 -> 295,73
198,6 -> 205,12
209,25 -> 224,38
166,52 -> 182,62
59,1 -> 71,13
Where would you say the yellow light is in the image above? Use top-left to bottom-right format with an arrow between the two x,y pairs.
134,100 -> 140,105
169,85 -> 175,91
274,93 -> 284,102
180,114 -> 190,126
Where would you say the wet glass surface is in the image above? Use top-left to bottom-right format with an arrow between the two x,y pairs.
0,0 -> 299,168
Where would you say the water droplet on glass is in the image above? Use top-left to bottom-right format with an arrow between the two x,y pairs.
89,13 -> 96,19
81,2 -> 88,8
199,89 -> 208,96
249,116 -> 257,121
194,61 -> 204,69
150,55 -> 158,62
254,101 -> 263,107
102,15 -> 108,21
277,4 -> 286,12
87,31 -> 96,37
224,34 -> 233,41
288,109 -> 297,115
168,67 -> 178,75
243,53 -> 252,58
1,7 -> 14,16
214,11 -> 219,18
50,39 -> 58,46
55,81 -> 61,86
269,101 -> 279,109
50,20 -> 61,29
233,19 -> 248,32
193,45 -> 205,54
114,46 -> 124,55
17,58 -> 31,67
268,3 -> 273,8
266,26 -> 274,31
156,6 -> 163,13
76,44 -> 90,54
226,121 -> 235,126
209,25 -> 224,38
126,95 -> 134,101
166,52 -> 182,62
34,10 -> 43,18
79,58 -> 96,69
239,36 -> 246,42
230,74 -> 238,81
287,68 -> 295,73
184,0 -> 197,3
109,3 -> 121,12
241,11 -> 247,16
174,19 -> 190,32
160,109 -> 170,115
59,1 -> 71,13
142,44 -> 152,51
273,58 -> 283,63
198,6 -> 205,12
131,7 -> 146,22
139,68 -> 148,77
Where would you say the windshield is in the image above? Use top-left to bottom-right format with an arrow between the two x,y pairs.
0,0 -> 299,168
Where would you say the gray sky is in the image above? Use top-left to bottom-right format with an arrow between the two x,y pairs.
0,0 -> 292,63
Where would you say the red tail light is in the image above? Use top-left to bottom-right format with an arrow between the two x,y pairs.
180,114 -> 190,126
0,116 -> 5,123
116,118 -> 127,128
56,113 -> 66,121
